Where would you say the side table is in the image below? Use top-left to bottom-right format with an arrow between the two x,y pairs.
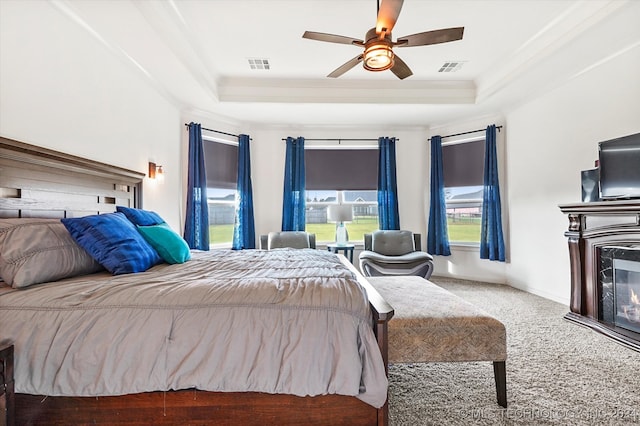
327,243 -> 355,263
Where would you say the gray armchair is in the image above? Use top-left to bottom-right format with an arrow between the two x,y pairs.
260,231 -> 316,250
359,230 -> 434,279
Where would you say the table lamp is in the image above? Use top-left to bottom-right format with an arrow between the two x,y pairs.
327,204 -> 353,246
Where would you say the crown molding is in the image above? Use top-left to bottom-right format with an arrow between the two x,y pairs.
218,77 -> 476,104
476,0 -> 630,103
50,0 -> 189,111
132,0 -> 220,102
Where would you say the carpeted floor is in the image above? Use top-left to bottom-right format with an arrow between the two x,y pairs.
387,276 -> 640,425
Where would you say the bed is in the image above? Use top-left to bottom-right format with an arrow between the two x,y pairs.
0,137 -> 394,425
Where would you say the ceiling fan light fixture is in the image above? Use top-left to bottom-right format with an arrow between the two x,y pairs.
302,3 -> 463,79
363,43 -> 394,71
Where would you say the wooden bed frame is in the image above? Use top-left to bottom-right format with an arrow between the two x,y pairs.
0,137 -> 394,425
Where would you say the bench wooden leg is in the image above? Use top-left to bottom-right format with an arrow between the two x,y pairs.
493,361 -> 507,408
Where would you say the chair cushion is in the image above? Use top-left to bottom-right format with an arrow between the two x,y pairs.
359,250 -> 434,278
359,250 -> 433,264
371,230 -> 415,256
267,231 -> 310,249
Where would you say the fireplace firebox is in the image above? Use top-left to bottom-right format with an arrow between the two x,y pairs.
560,200 -> 640,351
614,257 -> 640,333
601,246 -> 640,336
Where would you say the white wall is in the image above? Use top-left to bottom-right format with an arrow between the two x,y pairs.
504,47 -> 640,304
0,1 -> 182,229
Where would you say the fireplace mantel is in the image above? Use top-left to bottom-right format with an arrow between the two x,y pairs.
559,200 -> 640,351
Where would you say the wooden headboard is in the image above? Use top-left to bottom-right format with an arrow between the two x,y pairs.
0,137 -> 145,219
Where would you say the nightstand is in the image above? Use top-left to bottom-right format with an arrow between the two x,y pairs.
327,243 -> 355,263
0,343 -> 14,426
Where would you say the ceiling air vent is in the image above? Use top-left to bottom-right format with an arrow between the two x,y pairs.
248,58 -> 270,70
438,61 -> 464,73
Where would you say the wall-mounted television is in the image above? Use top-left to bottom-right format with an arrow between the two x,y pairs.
598,132 -> 640,200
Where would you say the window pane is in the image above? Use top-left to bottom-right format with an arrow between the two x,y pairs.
207,188 -> 236,246
445,186 -> 482,243
343,190 -> 377,203
442,139 -> 485,244
445,185 -> 483,201
348,198 -> 379,242
204,140 -> 238,247
307,190 -> 337,203
306,190 -> 378,243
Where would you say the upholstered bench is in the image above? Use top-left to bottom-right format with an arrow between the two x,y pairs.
367,276 -> 507,407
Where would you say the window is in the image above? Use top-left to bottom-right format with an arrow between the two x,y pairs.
203,139 -> 238,247
442,139 -> 485,244
305,148 -> 378,243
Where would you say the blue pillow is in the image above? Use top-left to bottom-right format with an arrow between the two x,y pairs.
116,206 -> 164,226
61,213 -> 162,274
137,223 -> 191,264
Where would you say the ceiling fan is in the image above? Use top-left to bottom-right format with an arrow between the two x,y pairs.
302,0 -> 464,80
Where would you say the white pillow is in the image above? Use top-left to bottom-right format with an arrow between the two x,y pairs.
0,218 -> 103,288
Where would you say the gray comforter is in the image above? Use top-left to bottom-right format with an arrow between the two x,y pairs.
0,249 -> 387,407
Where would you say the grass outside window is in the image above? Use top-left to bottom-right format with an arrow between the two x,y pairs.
447,217 -> 481,244
209,216 -> 380,247
307,216 -> 378,243
210,218 -> 481,246
209,224 -> 234,246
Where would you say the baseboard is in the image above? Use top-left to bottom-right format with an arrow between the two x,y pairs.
507,282 -> 569,306
432,274 -> 569,306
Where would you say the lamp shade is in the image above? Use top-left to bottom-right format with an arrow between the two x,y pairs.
327,204 -> 353,223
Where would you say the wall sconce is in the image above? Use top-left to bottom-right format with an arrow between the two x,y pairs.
148,162 -> 165,183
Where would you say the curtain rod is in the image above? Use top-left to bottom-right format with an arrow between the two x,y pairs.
428,125 -> 502,141
280,138 -> 397,142
184,123 -> 252,140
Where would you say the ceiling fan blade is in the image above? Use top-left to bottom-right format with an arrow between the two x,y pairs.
390,54 -> 413,80
303,31 -> 363,46
328,55 -> 364,78
396,27 -> 464,47
376,0 -> 404,34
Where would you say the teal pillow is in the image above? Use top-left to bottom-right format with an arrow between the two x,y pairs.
137,223 -> 191,264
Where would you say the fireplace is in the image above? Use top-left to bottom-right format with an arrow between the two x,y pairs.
560,200 -> 640,351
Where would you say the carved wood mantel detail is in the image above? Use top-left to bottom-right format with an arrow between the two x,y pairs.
559,200 -> 640,352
